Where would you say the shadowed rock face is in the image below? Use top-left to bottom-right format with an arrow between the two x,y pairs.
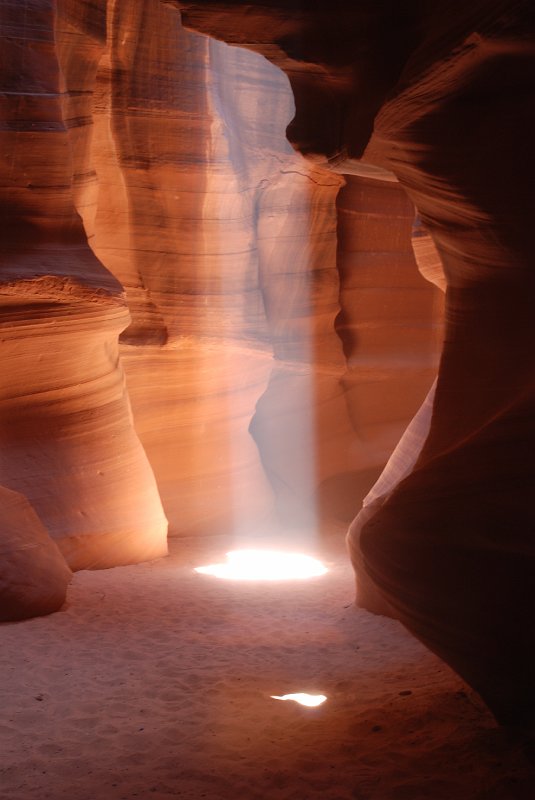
174,0 -> 421,160
174,0 -> 535,726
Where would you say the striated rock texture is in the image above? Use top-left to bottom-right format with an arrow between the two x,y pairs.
0,0 -> 441,623
85,1 -> 441,534
0,280 -> 168,571
175,1 -> 535,726
3,0 -> 531,735
0,1 -> 168,576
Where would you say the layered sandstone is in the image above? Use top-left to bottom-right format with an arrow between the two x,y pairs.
86,2 -> 441,534
0,1 -> 168,578
175,0 -> 535,726
4,0 -> 529,737
1,0 -> 442,624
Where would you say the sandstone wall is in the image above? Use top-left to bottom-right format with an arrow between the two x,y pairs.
87,4 -> 441,534
175,0 -> 534,726
0,0 -> 168,597
0,1 -> 442,619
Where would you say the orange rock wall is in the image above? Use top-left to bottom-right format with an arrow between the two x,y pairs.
87,5 -> 442,533
0,0 -> 168,619
0,1 -> 442,618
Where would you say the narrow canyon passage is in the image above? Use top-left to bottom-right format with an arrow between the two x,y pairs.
1,534 -> 532,800
1,2 -> 533,797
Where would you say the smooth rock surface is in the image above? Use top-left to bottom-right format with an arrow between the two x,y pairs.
0,486 -> 71,621
1,0 -> 441,615
0,279 -> 168,571
0,1 -> 168,576
86,3 -> 442,532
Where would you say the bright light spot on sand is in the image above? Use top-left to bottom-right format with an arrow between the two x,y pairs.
194,549 -> 328,581
271,693 -> 327,707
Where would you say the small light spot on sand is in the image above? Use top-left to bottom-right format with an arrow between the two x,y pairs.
271,693 -> 327,707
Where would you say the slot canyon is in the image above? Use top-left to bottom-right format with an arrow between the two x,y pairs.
0,1 -> 533,798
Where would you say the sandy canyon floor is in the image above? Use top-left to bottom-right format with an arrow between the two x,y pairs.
1,531 -> 533,800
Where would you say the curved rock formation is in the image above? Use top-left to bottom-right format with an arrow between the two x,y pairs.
3,0 -> 529,732
357,4 -> 535,728
336,173 -> 443,476
0,1 -> 168,575
85,1 -> 441,534
175,0 -> 535,726
0,486 -> 71,621
0,279 -> 168,570
1,0 -> 440,619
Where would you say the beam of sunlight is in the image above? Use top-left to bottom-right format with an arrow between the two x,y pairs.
271,693 -> 327,707
194,549 -> 328,581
